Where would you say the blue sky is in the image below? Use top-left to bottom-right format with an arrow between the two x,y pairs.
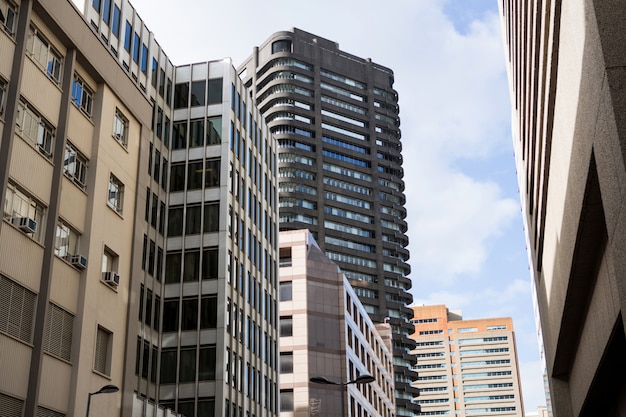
73,0 -> 546,411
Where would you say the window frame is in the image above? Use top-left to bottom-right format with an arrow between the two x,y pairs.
71,73 -> 94,118
54,218 -> 80,258
0,77 -> 6,117
64,141 -> 88,189
3,181 -> 46,242
94,325 -> 112,375
26,25 -> 63,85
107,174 -> 124,214
112,108 -> 129,147
0,0 -> 17,36
16,99 -> 55,158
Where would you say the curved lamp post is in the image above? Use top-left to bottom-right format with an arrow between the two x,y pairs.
310,375 -> 375,417
85,384 -> 119,417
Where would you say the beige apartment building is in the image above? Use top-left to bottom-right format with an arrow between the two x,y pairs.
410,305 -> 524,416
278,230 -> 396,417
0,0 -> 158,415
1,0 -> 279,416
499,1 -> 626,415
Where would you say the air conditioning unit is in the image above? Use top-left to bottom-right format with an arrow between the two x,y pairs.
12,217 -> 37,233
68,254 -> 88,270
102,271 -> 120,286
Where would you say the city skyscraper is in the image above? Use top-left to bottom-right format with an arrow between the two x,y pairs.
500,0 -> 626,415
410,305 -> 524,416
238,28 -> 418,416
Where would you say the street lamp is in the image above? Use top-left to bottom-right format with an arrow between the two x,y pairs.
85,384 -> 119,417
310,374 -> 375,417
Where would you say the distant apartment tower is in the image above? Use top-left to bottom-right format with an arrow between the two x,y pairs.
278,229 -> 396,417
410,305 -> 524,416
0,1 -> 279,417
500,1 -> 626,415
238,28 -> 418,416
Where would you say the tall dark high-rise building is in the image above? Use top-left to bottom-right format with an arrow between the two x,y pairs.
238,28 -> 419,415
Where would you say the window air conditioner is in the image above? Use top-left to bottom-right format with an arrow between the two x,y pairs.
102,271 -> 120,286
68,254 -> 88,270
12,217 -> 37,233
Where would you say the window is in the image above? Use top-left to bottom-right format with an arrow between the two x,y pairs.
3,182 -> 45,241
107,174 -> 124,213
203,202 -> 219,232
181,297 -> 198,330
189,119 -> 204,147
279,282 -> 292,301
0,77 -> 6,116
26,25 -> 63,84
0,0 -> 17,36
172,120 -> 186,149
207,117 -> 222,144
174,82 -> 188,108
140,44 -> 148,73
43,302 -> 74,361
0,274 -> 36,343
179,347 -> 196,382
0,393 -> 24,416
201,295 -> 217,328
202,247 -> 218,280
132,32 -> 140,63
71,73 -> 94,117
123,21 -> 131,51
207,78 -> 222,104
190,80 -> 205,106
54,219 -> 80,258
113,108 -> 129,146
280,389 -> 293,412
111,4 -> 120,37
199,345 -> 217,380
205,159 -> 220,188
101,247 -> 118,278
64,141 -> 88,189
280,316 -> 292,337
16,100 -> 55,158
280,352 -> 293,373
272,39 -> 292,53
169,163 -> 185,191
160,348 -> 177,383
162,299 -> 178,332
94,326 -> 112,375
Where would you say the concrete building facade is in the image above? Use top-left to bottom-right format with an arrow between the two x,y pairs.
0,1 -> 279,417
238,28 -> 418,416
278,229 -> 396,417
410,305 -> 524,417
500,1 -> 626,415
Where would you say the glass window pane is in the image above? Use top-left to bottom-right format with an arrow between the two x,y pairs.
165,252 -> 181,283
198,346 -> 216,380
183,250 -> 200,282
185,205 -> 201,235
160,349 -> 177,383
162,300 -> 179,332
207,78 -> 223,104
179,348 -> 196,382
181,298 -> 198,331
190,80 -> 206,106
187,161 -> 203,190
200,296 -> 217,328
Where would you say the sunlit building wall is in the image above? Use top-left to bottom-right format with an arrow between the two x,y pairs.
500,0 -> 626,414
410,305 -> 524,416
